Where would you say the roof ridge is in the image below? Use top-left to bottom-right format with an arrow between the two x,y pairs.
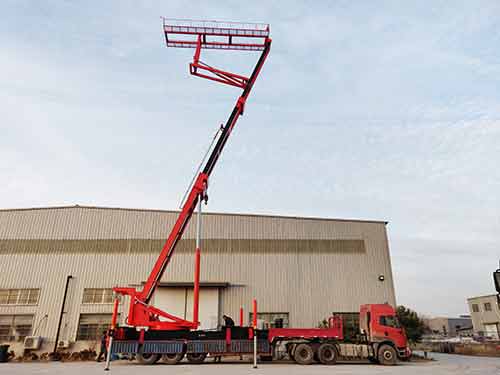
467,294 -> 497,300
0,204 -> 388,224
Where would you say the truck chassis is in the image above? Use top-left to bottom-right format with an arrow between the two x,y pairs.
110,317 -> 408,366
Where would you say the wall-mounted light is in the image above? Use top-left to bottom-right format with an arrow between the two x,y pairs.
378,275 -> 385,282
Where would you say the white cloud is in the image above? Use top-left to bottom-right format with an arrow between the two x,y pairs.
1,0 -> 499,316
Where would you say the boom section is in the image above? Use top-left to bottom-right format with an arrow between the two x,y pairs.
141,39 -> 271,303
113,19 -> 271,332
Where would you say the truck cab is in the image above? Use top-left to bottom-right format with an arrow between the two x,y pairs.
359,304 -> 410,363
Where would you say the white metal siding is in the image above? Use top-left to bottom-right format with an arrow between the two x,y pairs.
0,206 -> 396,352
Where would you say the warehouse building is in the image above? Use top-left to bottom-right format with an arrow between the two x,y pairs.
424,316 -> 473,337
0,205 -> 396,354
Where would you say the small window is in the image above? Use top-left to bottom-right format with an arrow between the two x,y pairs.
379,315 -> 401,328
249,312 -> 289,328
77,314 -> 115,340
484,302 -> 492,311
0,289 -> 40,305
0,315 -> 34,341
472,304 -> 480,313
82,288 -> 114,304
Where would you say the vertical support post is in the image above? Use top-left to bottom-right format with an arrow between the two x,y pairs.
53,275 -> 73,356
253,298 -> 257,369
104,298 -> 119,371
193,196 -> 202,327
252,299 -> 257,327
239,306 -> 244,361
110,298 -> 119,328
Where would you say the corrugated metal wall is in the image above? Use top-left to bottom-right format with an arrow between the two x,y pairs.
0,206 -> 396,347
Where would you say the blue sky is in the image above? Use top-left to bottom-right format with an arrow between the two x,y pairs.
1,1 -> 499,317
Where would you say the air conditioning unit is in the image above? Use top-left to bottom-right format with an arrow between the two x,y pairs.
24,336 -> 42,350
57,340 -> 71,349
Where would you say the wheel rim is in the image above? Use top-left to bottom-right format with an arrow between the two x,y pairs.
323,348 -> 335,361
383,350 -> 393,361
299,349 -> 308,358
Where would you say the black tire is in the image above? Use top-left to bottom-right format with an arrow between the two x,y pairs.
162,352 -> 184,365
293,343 -> 314,365
186,352 -> 207,364
317,343 -> 338,365
136,352 -> 160,365
313,352 -> 320,363
378,344 -> 397,366
368,356 -> 379,364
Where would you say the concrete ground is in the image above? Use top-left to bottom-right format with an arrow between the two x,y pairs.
1,353 -> 499,375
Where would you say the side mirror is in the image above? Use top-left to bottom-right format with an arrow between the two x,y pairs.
494,269 -> 500,293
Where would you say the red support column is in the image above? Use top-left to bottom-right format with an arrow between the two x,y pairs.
252,298 -> 258,368
240,307 -> 244,326
252,299 -> 257,328
105,297 -> 120,371
111,298 -> 119,329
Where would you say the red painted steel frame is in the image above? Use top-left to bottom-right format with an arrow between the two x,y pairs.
267,316 -> 344,343
163,18 -> 269,51
110,299 -> 119,329
267,327 -> 344,343
113,20 -> 271,331
165,19 -> 270,89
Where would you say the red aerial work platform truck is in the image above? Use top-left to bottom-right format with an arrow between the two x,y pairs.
104,19 -> 410,367
109,303 -> 409,366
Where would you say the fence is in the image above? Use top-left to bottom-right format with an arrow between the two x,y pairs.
416,341 -> 500,357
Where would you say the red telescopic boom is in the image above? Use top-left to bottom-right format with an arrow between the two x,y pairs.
113,19 -> 271,331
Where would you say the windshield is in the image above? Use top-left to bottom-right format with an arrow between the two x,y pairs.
379,315 -> 401,329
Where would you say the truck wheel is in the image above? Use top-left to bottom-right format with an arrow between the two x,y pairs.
293,343 -> 314,365
317,343 -> 338,365
162,352 -> 184,364
136,353 -> 160,365
378,345 -> 397,366
186,352 -> 207,364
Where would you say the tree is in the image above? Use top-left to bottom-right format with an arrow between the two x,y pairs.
396,305 -> 425,343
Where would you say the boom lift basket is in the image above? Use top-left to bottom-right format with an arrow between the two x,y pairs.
163,18 -> 270,51
163,18 -> 271,89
